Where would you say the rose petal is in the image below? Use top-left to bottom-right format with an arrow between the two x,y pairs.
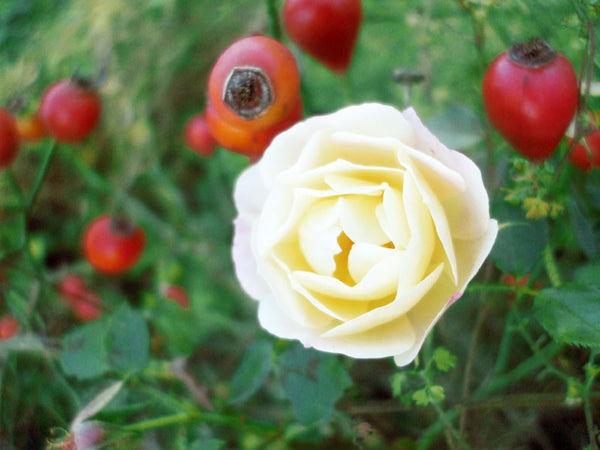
399,174 -> 436,289
266,252 -> 334,328
377,186 -> 410,249
311,315 -> 416,359
402,107 -> 491,239
454,219 -> 499,292
297,199 -> 342,275
322,263 -> 444,338
260,104 -> 416,184
233,164 -> 268,220
401,161 -> 458,284
232,216 -> 271,301
338,196 -> 389,245
293,251 -> 401,301
393,219 -> 499,367
348,243 -> 398,283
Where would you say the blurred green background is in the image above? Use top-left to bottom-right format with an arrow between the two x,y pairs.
0,0 -> 599,449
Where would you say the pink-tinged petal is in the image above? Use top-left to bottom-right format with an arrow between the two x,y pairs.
447,291 -> 464,306
233,164 -> 268,220
231,216 -> 270,301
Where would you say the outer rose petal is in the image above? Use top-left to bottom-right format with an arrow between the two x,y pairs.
259,103 -> 416,187
402,107 -> 491,239
232,216 -> 270,302
232,103 -> 498,366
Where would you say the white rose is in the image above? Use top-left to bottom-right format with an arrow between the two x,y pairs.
232,103 -> 498,366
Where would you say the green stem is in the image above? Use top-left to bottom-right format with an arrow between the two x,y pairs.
4,168 -> 26,203
266,0 -> 281,40
466,282 -> 538,297
515,314 -> 568,382
122,410 -> 278,435
584,351 -> 600,450
419,372 -> 470,450
27,140 -> 58,211
543,244 -> 562,288
492,311 -> 515,376
418,341 -> 563,449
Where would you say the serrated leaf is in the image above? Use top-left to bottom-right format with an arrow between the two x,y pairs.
391,372 -> 407,398
60,322 -> 110,380
534,286 -> 600,347
490,202 -> 548,275
278,343 -> 352,425
412,385 -> 445,406
568,198 -> 597,260
229,340 -> 273,404
105,305 -> 150,373
431,347 -> 456,372
574,261 -> 600,287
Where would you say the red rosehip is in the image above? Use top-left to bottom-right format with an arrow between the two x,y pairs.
483,38 -> 579,162
83,215 -> 146,275
39,78 -> 101,143
283,0 -> 363,74
0,108 -> 20,168
0,314 -> 19,340
184,114 -> 216,157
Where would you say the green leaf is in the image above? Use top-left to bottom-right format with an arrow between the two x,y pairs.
391,372 -> 408,398
105,305 -> 150,373
278,343 -> 352,425
229,340 -> 273,404
60,321 -> 110,380
412,385 -> 445,406
574,261 -> 600,287
490,202 -> 548,275
534,286 -> 600,347
568,198 -> 597,260
431,347 -> 456,373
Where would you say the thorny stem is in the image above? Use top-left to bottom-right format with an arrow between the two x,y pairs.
348,391 -> 600,415
419,372 -> 470,450
459,262 -> 494,437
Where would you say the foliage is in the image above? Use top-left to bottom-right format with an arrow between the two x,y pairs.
0,0 -> 600,449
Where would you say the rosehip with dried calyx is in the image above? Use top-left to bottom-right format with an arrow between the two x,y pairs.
205,97 -> 303,160
207,35 -> 301,131
482,38 -> 579,162
83,214 -> 146,275
283,0 -> 363,74
39,77 -> 101,143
